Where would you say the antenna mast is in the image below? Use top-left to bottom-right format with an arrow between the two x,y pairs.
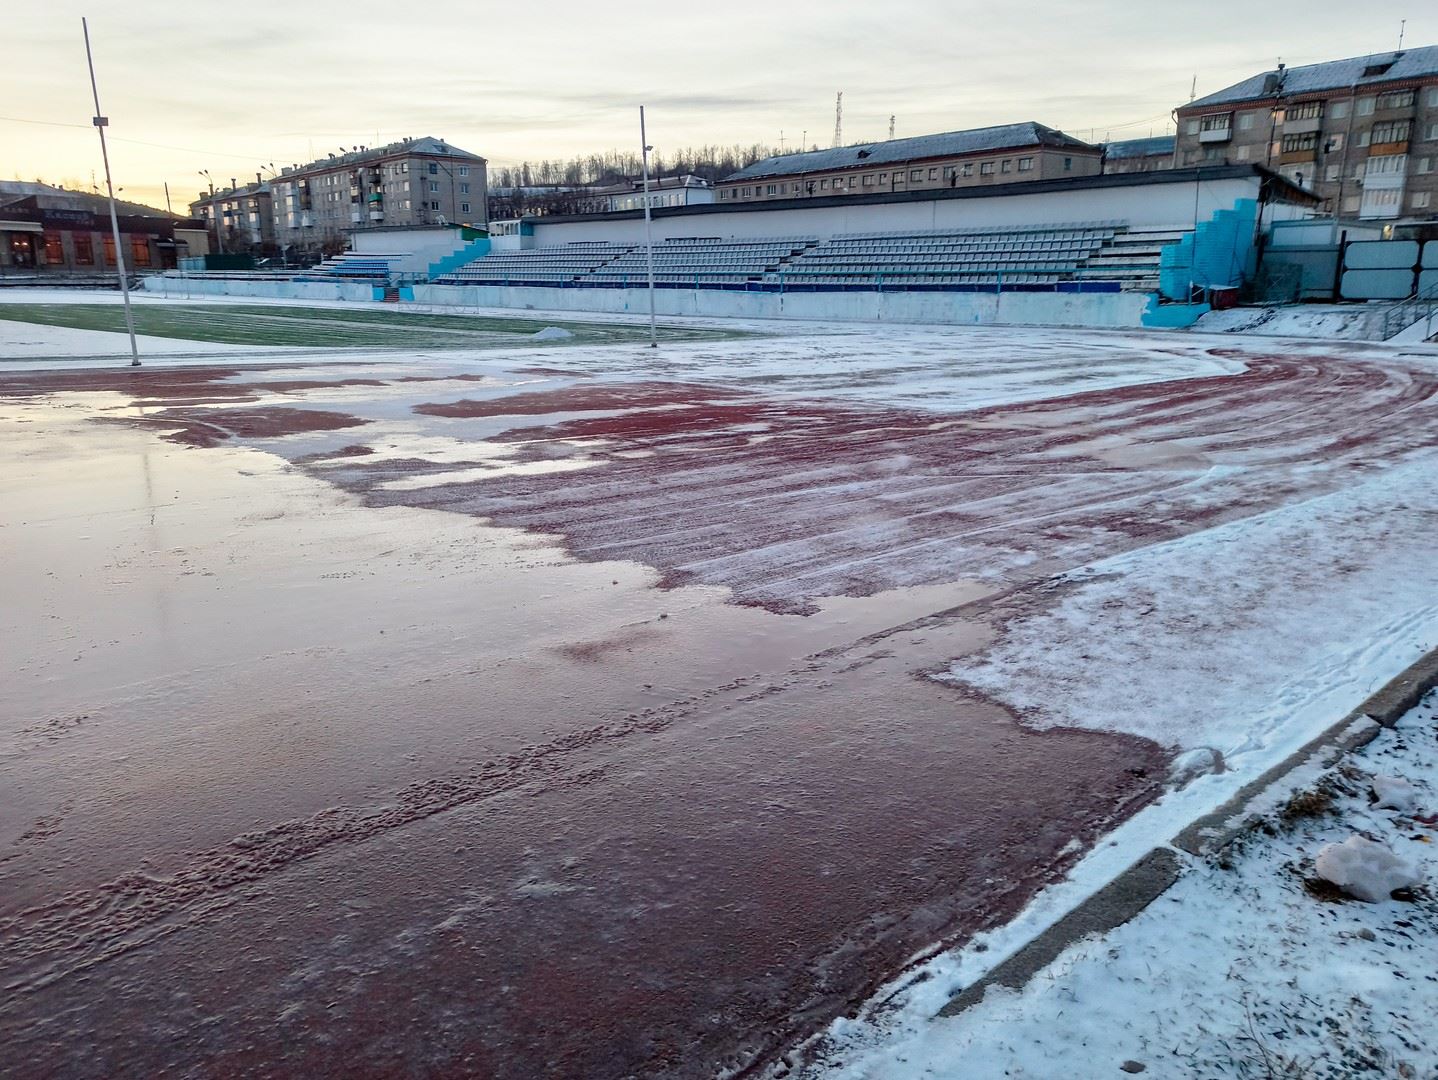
888,115 -> 895,140
1398,19 -> 1406,49
832,91 -> 843,148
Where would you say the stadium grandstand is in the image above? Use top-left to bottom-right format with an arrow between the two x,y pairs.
433,224 -> 1180,293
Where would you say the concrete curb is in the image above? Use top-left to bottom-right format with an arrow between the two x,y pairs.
935,647 -> 1438,1018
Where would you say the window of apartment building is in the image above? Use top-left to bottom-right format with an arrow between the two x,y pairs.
1203,146 -> 1225,162
792,183 -> 801,192
458,166 -> 469,176
1418,157 -> 1433,174
910,169 -> 922,181
1342,195 -> 1361,212
1281,132 -> 1319,152
928,167 -> 938,179
1414,191 -> 1433,209
1357,96 -> 1375,115
1063,156 -> 1073,170
863,174 -> 874,186
1325,164 -> 1340,181
1199,113 -> 1232,132
43,232 -> 64,263
1375,89 -> 1415,110
848,176 -> 857,187
980,161 -> 994,175
1017,157 -> 1033,171
743,187 -> 752,196
403,180 -> 411,191
1330,100 -> 1350,120
1425,123 -> 1438,141
73,233 -> 93,265
461,203 -> 470,214
1185,119 -> 1199,135
943,165 -> 956,178
428,163 -> 438,175
130,237 -> 151,267
961,163 -> 973,177
820,178 -> 829,189
879,172 -> 887,183
460,183 -> 469,194
766,184 -> 777,194
1430,88 -> 1438,107
429,200 -> 441,211
102,235 -> 115,265
1286,101 -> 1323,121
401,199 -> 410,209
1236,145 -> 1250,161
1238,111 -> 1256,131
428,181 -> 439,193
1328,133 -> 1345,151
1365,154 -> 1407,177
1000,159 -> 1012,173
1369,120 -> 1412,144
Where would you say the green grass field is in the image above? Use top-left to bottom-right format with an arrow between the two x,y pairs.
0,303 -> 736,350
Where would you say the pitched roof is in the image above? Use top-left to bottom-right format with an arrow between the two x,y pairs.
723,122 -> 1097,182
1188,45 -> 1438,108
1103,135 -> 1175,159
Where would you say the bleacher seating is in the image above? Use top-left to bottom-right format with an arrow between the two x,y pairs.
296,253 -> 409,283
586,236 -> 817,288
434,242 -> 634,286
430,223 -> 1181,293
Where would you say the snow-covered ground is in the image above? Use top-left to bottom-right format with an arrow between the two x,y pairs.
804,693 -> 1438,1079
1191,304 -> 1381,340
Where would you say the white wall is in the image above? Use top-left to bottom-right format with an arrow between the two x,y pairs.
530,176 -> 1268,246
140,273 -> 1152,327
350,227 -> 467,272
410,282 -> 1152,328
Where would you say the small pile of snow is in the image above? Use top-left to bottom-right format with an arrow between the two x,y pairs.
1372,774 -> 1417,812
1314,834 -> 1420,902
531,326 -> 575,341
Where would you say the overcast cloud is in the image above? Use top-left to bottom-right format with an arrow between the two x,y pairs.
2,0 -> 1432,209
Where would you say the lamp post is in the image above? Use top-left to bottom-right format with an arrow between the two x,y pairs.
82,17 -> 139,367
639,106 -> 657,348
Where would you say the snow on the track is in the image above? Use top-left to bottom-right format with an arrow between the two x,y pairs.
805,694 -> 1438,1080
948,449 -> 1438,762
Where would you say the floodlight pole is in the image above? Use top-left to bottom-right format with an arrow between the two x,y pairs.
82,17 -> 140,368
639,105 -> 658,348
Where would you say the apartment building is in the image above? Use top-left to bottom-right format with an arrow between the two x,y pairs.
191,178 -> 274,250
717,122 -> 1102,203
193,137 -> 486,254
1174,47 -> 1438,221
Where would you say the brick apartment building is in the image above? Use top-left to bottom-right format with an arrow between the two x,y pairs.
191,137 -> 486,255
1174,47 -> 1438,222
717,122 -> 1101,203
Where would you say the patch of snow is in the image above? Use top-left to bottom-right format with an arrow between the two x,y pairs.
1372,774 -> 1417,813
1191,304 -> 1380,340
945,451 -> 1438,764
531,326 -> 575,341
1314,834 -> 1421,903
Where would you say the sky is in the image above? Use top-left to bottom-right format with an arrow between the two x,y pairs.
3,0 -> 1433,213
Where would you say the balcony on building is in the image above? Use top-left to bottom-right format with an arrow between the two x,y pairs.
1198,113 -> 1233,143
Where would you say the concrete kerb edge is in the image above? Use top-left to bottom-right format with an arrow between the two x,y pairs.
935,645 -> 1438,1019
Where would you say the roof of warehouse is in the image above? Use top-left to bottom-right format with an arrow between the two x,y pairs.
1104,135 -> 1175,158
1188,45 -> 1438,108
723,122 -> 1097,182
